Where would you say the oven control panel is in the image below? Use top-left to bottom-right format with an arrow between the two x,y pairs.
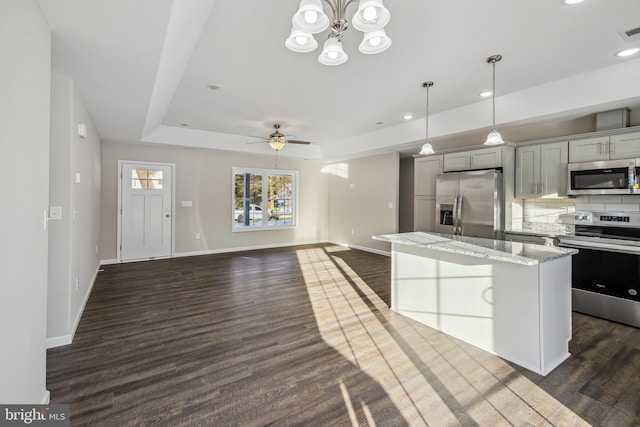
575,211 -> 640,228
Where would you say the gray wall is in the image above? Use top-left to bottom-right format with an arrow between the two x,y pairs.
100,142 -> 330,260
398,157 -> 415,233
327,153 -> 399,254
0,0 -> 51,403
47,74 -> 102,346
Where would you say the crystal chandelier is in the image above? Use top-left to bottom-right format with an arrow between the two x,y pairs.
285,0 -> 392,66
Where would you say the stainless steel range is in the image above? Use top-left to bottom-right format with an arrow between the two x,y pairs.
557,211 -> 640,328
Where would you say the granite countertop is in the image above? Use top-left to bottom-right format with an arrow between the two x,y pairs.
373,232 -> 578,266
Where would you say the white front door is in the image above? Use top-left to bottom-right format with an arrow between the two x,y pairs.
120,162 -> 173,261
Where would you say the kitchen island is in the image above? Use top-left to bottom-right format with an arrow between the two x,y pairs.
373,232 -> 578,375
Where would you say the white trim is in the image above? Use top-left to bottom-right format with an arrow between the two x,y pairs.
328,240 -> 391,257
40,390 -> 51,405
117,160 -> 176,262
174,240 -> 326,258
100,258 -> 118,265
46,265 -> 100,349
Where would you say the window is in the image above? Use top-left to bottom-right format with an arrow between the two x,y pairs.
131,169 -> 163,189
233,168 -> 297,230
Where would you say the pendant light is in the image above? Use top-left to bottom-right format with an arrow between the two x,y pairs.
419,81 -> 435,155
484,54 -> 505,146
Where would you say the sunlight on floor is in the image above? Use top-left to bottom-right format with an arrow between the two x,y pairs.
296,246 -> 588,426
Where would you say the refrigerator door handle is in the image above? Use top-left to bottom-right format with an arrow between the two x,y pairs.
452,194 -> 459,235
457,193 -> 464,235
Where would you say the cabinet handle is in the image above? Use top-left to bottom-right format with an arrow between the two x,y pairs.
611,141 -> 615,154
601,142 -> 605,156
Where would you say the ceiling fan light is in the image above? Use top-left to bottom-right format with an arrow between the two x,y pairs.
359,29 -> 392,54
292,0 -> 329,34
318,37 -> 348,65
484,129 -> 505,145
269,137 -> 286,151
419,142 -> 435,155
352,0 -> 390,32
285,28 -> 318,52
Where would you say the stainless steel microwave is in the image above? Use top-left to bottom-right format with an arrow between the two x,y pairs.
567,158 -> 639,196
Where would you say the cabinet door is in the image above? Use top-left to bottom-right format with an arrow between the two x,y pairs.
540,141 -> 568,197
609,132 -> 640,160
568,137 -> 609,162
414,155 -> 443,196
515,145 -> 540,198
414,196 -> 436,232
443,152 -> 469,172
470,146 -> 502,169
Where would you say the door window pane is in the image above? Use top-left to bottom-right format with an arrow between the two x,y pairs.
132,169 -> 163,189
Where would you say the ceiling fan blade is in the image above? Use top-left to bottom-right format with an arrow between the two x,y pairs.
248,135 -> 269,140
287,139 -> 311,145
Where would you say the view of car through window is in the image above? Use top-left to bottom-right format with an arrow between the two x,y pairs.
233,168 -> 296,229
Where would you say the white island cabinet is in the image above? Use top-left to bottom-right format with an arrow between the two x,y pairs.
373,232 -> 578,376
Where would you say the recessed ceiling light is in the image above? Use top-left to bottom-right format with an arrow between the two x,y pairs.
376,121 -> 384,125
207,84 -> 223,91
479,91 -> 493,98
180,123 -> 191,127
403,115 -> 413,120
563,0 -> 584,4
617,47 -> 640,57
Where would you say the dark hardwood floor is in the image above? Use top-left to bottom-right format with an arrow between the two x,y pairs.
47,244 -> 640,426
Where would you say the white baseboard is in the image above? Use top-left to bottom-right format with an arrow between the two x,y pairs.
327,241 -> 391,257
100,258 -> 117,265
46,264 -> 99,349
174,240 -> 326,258
46,334 -> 72,348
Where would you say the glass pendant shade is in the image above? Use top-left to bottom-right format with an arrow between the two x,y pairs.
285,28 -> 318,52
419,142 -> 435,155
359,29 -> 392,54
484,129 -> 504,145
269,136 -> 287,151
292,0 -> 329,34
318,37 -> 348,66
352,0 -> 390,32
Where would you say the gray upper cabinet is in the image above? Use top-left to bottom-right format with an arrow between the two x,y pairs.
610,132 -> 640,160
516,141 -> 568,198
443,146 -> 502,172
569,132 -> 640,162
414,155 -> 443,196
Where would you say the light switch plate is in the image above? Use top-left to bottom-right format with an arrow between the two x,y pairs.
74,172 -> 81,184
182,201 -> 193,207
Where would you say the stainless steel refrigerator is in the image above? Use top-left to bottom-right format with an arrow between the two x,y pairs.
435,170 -> 504,239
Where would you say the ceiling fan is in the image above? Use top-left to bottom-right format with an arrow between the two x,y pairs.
249,124 -> 311,151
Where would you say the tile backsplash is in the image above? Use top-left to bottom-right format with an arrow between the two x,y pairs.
514,195 -> 640,233
574,195 -> 640,213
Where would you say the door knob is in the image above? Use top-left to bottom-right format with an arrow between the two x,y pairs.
165,213 -> 171,218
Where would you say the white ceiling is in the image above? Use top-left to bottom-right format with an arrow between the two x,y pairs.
37,0 -> 640,160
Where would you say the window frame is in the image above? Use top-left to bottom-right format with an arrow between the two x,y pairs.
232,167 -> 298,232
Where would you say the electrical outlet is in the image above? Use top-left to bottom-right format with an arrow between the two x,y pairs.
195,233 -> 201,240
351,229 -> 355,235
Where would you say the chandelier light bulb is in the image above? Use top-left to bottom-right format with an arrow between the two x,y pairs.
369,36 -> 381,47
295,35 -> 308,45
363,6 -> 377,21
304,10 -> 318,24
328,51 -> 339,59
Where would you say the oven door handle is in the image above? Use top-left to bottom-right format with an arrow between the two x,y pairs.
559,239 -> 640,255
